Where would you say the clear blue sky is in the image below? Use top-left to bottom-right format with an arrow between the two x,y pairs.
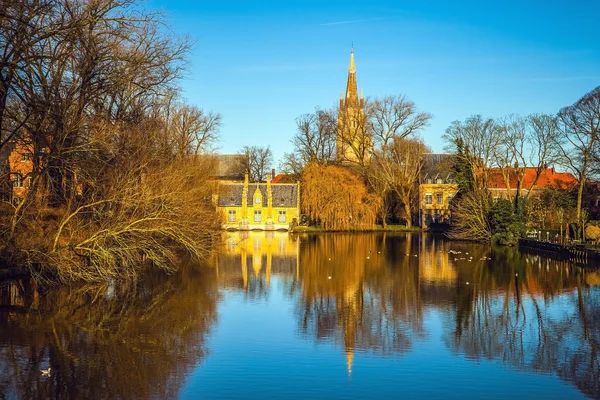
146,0 -> 600,166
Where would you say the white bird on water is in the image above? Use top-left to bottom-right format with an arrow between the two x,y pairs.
41,367 -> 51,376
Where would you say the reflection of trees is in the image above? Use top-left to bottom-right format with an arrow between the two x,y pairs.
295,233 -> 424,371
445,246 -> 599,399
0,266 -> 218,399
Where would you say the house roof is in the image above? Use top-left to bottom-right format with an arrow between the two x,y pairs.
421,153 -> 456,183
206,154 -> 246,181
272,174 -> 297,184
218,183 -> 298,207
487,167 -> 577,190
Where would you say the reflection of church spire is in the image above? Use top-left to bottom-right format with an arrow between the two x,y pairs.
346,349 -> 354,379
341,280 -> 361,380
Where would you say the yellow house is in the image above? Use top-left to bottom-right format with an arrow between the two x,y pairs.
419,154 -> 458,227
216,173 -> 300,231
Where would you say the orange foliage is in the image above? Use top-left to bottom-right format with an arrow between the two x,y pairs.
302,163 -> 380,230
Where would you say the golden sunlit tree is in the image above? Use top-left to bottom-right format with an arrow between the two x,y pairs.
302,163 -> 380,231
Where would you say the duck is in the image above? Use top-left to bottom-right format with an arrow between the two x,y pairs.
41,367 -> 51,376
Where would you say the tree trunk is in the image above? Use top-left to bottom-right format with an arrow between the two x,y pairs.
576,172 -> 585,240
403,201 -> 412,229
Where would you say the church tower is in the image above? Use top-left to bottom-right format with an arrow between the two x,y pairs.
336,49 -> 371,164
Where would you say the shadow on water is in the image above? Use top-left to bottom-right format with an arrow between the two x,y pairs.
0,264 -> 219,400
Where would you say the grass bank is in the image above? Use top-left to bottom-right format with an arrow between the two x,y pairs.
292,224 -> 421,233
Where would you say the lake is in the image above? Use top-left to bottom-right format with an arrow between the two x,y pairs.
1,232 -> 599,399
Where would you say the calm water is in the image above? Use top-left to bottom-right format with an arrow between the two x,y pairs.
1,232 -> 599,399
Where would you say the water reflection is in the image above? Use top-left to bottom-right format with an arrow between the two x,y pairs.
0,266 -> 218,400
216,232 -> 599,398
3,233 -> 599,399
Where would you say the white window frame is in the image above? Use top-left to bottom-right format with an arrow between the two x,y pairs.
254,209 -> 262,222
425,193 -> 432,205
278,210 -> 286,223
228,209 -> 236,222
436,192 -> 443,204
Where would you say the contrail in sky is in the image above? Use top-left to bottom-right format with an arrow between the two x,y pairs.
320,17 -> 386,26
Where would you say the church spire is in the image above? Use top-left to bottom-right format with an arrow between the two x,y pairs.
344,49 -> 358,107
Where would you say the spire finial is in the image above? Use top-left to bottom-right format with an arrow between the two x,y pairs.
348,48 -> 355,73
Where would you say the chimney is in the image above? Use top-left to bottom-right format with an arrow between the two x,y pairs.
271,168 -> 276,179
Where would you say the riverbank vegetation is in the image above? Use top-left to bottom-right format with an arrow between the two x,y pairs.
0,0 -> 221,282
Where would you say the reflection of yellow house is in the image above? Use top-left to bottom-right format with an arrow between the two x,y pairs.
216,173 -> 300,231
215,231 -> 300,289
419,235 -> 457,284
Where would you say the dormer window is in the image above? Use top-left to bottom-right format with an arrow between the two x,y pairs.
255,196 -> 261,205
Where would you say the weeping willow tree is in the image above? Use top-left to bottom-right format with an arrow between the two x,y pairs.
302,163 -> 380,231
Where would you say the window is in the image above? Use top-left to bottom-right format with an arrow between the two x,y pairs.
12,173 -> 23,188
426,178 -> 432,184
278,210 -> 286,223
425,193 -> 432,205
254,209 -> 262,222
436,192 -> 443,204
436,177 -> 443,184
255,196 -> 261,205
228,209 -> 236,222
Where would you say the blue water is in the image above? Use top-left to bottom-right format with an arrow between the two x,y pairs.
181,281 -> 589,400
1,232 -> 598,399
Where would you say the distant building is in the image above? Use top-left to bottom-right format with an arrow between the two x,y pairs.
336,49 -> 371,164
5,141 -> 36,204
487,167 -> 577,199
216,173 -> 300,231
206,154 -> 246,181
419,154 -> 458,227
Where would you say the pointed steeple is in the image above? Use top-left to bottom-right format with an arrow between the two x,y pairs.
344,49 -> 358,107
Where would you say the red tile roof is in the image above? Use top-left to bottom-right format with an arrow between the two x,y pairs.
487,167 -> 577,190
272,174 -> 296,184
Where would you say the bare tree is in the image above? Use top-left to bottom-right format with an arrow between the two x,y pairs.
240,145 -> 273,182
292,108 -> 337,165
495,114 -> 560,204
369,95 -> 432,149
443,115 -> 504,191
278,151 -> 304,180
170,104 -> 221,158
370,137 -> 427,228
557,86 -> 600,237
0,0 -> 223,281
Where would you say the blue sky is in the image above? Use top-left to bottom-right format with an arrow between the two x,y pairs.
146,0 -> 600,166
